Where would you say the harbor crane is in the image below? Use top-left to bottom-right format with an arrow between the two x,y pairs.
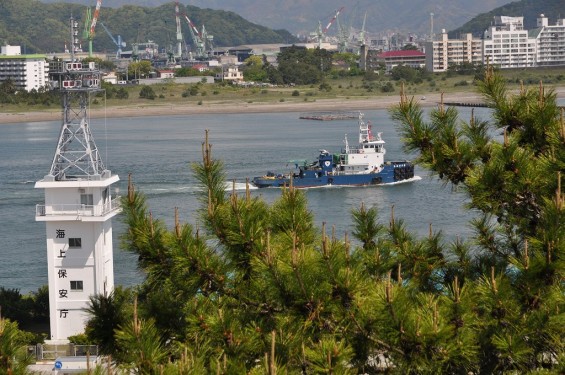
335,10 -> 350,52
100,22 -> 126,58
172,1 -> 214,60
174,1 -> 183,59
83,0 -> 103,57
183,14 -> 205,58
309,6 -> 344,48
201,24 -> 214,53
181,14 -> 214,59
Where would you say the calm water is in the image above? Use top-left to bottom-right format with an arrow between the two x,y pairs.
0,107 -> 491,293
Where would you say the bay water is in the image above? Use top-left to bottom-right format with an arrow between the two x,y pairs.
0,107 -> 490,293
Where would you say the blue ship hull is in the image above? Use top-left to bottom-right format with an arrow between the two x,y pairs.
253,162 -> 414,188
252,112 -> 416,189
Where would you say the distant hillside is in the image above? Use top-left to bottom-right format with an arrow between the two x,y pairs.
0,0 -> 297,54
40,0 -> 510,36
450,0 -> 565,37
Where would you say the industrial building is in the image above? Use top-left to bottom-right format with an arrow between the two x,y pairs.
0,45 -> 49,91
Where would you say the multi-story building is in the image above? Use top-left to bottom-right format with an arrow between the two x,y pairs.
426,14 -> 565,72
482,16 -> 537,68
533,14 -> 565,67
425,31 -> 482,72
375,50 -> 426,72
0,45 -> 49,91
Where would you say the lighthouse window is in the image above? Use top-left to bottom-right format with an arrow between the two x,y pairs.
68,238 -> 82,248
70,281 -> 83,291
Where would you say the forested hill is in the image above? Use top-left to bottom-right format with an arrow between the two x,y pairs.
41,0 -> 511,36
449,0 -> 565,37
0,0 -> 298,54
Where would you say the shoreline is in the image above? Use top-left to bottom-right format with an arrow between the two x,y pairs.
1,89 -> 563,124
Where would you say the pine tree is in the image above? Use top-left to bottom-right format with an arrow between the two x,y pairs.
84,68 -> 564,374
0,318 -> 33,375
389,66 -> 565,373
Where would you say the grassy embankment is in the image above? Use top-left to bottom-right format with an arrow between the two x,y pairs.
1,67 -> 564,114
105,67 -> 565,107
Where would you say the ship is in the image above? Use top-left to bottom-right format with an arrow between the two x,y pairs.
252,113 -> 416,188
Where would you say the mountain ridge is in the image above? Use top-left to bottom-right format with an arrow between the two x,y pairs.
40,0 -> 510,35
0,0 -> 297,54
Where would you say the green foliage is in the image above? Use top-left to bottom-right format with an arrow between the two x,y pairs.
447,62 -> 485,78
0,318 -> 33,375
318,82 -> 332,92
389,66 -> 565,372
0,287 -> 49,332
128,61 -> 151,79
115,87 -> 129,99
390,65 -> 429,83
181,84 -> 200,97
0,0 -> 298,54
174,67 -> 202,77
276,46 -> 332,85
242,55 -> 268,82
0,79 -> 58,106
79,67 -> 564,373
401,44 -> 419,50
114,316 -> 168,373
67,333 -> 91,345
139,85 -> 156,99
332,52 -> 358,66
381,81 -> 394,93
84,287 -> 133,355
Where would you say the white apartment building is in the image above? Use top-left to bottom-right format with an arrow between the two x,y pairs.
425,30 -> 483,72
533,14 -> 565,67
0,45 -> 49,91
483,16 -> 537,68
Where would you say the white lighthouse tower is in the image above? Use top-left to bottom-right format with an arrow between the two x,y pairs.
35,17 -> 121,342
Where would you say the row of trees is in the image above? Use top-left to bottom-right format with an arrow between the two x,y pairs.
68,68 -> 563,373
0,79 -> 59,106
0,287 -> 49,332
241,46 -> 360,85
